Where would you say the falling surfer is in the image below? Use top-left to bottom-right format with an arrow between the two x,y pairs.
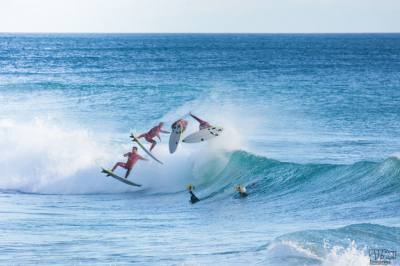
138,122 -> 170,151
182,113 -> 223,143
189,112 -> 211,130
111,147 -> 148,179
171,118 -> 188,132
169,118 -> 189,154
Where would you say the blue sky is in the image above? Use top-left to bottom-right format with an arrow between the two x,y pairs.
1,0 -> 399,33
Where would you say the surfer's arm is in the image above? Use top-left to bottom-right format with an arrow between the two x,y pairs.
248,182 -> 257,189
138,155 -> 148,161
160,129 -> 170,134
123,152 -> 130,157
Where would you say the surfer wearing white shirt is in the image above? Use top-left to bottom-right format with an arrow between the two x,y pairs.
189,112 -> 211,130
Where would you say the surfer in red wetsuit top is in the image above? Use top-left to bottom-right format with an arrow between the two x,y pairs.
189,112 -> 211,130
171,119 -> 188,132
138,122 -> 170,151
111,147 -> 147,178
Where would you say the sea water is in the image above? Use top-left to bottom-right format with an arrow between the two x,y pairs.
0,34 -> 399,265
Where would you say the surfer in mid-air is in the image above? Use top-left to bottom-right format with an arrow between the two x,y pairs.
111,147 -> 148,178
171,118 -> 188,132
189,112 -> 211,130
138,122 -> 170,151
187,184 -> 200,204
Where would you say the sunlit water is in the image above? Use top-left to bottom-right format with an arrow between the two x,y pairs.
0,34 -> 399,265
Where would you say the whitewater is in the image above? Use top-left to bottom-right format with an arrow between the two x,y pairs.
0,33 -> 399,265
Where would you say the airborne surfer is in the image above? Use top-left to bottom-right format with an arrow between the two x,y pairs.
111,147 -> 148,178
187,184 -> 200,204
171,118 -> 188,132
189,112 -> 211,130
138,122 -> 170,151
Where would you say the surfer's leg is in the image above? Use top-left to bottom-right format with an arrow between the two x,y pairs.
124,168 -> 132,179
190,113 -> 205,124
138,133 -> 146,139
112,162 -> 126,171
149,139 -> 157,151
111,162 -> 126,172
144,136 -> 157,151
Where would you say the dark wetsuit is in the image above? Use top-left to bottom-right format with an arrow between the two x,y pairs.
239,191 -> 248,198
189,191 -> 200,204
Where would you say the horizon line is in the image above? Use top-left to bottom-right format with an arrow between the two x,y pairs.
0,31 -> 399,35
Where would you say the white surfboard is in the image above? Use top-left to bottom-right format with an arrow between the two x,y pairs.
169,124 -> 184,154
182,126 -> 223,143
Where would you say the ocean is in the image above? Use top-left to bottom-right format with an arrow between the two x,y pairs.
0,33 -> 399,265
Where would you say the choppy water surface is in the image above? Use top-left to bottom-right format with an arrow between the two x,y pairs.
0,34 -> 399,265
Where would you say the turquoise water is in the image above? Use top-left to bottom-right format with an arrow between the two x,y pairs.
0,34 -> 400,265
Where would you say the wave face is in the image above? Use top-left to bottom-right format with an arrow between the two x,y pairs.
1,116 -> 399,209
195,151 -> 400,208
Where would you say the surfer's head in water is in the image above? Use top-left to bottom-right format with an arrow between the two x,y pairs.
187,184 -> 200,204
132,146 -> 138,152
235,185 -> 248,197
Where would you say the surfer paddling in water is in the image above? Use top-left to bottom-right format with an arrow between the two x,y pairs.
189,112 -> 211,130
111,147 -> 147,178
187,184 -> 200,204
235,182 -> 257,198
138,122 -> 170,151
235,185 -> 248,197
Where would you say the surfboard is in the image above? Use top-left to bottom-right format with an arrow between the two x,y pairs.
182,126 -> 223,143
101,168 -> 142,187
130,134 -> 163,165
169,124 -> 183,154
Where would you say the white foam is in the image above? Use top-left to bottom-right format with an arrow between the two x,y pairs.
0,94 -> 265,194
0,117 -> 125,194
0,113 -> 240,194
264,240 -> 371,266
322,241 -> 370,266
